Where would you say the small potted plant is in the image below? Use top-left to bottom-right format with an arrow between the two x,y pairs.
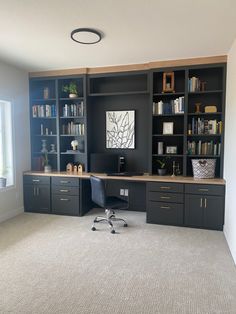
42,152 -> 52,173
62,81 -> 78,98
156,158 -> 168,175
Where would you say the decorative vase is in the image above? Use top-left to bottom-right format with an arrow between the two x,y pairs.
157,168 -> 166,176
44,165 -> 52,173
69,93 -> 78,98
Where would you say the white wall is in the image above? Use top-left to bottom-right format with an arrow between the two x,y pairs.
224,38 -> 236,264
0,60 -> 30,222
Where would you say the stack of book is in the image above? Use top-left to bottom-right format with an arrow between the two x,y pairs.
153,97 -> 184,115
188,118 -> 222,135
187,140 -> 221,155
62,122 -> 85,135
32,104 -> 56,117
62,102 -> 84,117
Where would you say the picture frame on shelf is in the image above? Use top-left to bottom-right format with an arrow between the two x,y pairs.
162,72 -> 175,93
163,122 -> 174,135
166,146 -> 177,154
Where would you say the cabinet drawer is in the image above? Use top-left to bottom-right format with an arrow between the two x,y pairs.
52,194 -> 79,216
52,176 -> 79,187
185,184 -> 225,196
24,175 -> 50,185
148,191 -> 184,203
52,186 -> 79,196
147,182 -> 184,193
147,201 -> 183,226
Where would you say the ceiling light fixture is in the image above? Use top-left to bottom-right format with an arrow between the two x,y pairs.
71,28 -> 102,44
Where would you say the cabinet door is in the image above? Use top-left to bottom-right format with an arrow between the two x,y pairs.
203,196 -> 224,230
185,194 -> 204,227
24,185 -> 50,213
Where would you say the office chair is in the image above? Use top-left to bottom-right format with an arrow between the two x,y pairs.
90,175 -> 128,234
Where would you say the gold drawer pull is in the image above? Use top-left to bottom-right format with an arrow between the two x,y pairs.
160,186 -> 171,190
60,198 -> 69,201
198,188 -> 209,192
60,189 -> 69,193
32,179 -> 40,182
161,206 -> 171,209
160,196 -> 170,199
60,180 -> 69,184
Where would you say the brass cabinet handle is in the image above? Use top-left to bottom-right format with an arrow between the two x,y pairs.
161,206 -> 171,209
198,188 -> 209,192
160,186 -> 171,190
60,189 -> 69,193
32,179 -> 40,182
60,198 -> 69,201
204,198 -> 207,208
200,198 -> 203,208
160,196 -> 170,199
33,187 -> 36,196
60,180 -> 69,184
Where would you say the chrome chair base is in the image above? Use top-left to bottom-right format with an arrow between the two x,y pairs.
91,209 -> 128,234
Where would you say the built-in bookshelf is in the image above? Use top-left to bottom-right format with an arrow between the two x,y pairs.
29,75 -> 88,172
151,64 -> 226,177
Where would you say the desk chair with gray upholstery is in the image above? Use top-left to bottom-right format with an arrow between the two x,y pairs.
90,175 -> 128,234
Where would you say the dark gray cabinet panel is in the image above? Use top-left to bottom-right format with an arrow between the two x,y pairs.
185,184 -> 225,196
52,177 -> 79,187
185,194 -> 224,230
148,191 -> 184,203
147,182 -> 184,193
147,201 -> 184,226
24,184 -> 50,213
51,194 -> 79,216
24,175 -> 50,185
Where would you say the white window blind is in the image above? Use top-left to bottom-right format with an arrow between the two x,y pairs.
0,100 -> 14,187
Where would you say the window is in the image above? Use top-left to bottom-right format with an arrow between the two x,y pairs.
0,100 -> 14,188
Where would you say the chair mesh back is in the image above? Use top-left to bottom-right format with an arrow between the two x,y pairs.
90,176 -> 106,208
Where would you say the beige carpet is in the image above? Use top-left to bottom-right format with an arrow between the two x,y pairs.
0,209 -> 235,314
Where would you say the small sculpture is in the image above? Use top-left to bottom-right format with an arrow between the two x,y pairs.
66,163 -> 73,172
78,164 -> 83,175
71,140 -> 78,151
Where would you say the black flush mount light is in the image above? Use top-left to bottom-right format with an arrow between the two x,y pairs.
71,28 -> 102,44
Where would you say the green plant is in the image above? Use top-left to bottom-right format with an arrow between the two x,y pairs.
62,81 -> 78,95
157,157 -> 169,169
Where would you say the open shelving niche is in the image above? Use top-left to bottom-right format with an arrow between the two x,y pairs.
150,64 -> 226,177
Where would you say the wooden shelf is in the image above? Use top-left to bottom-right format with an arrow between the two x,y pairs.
88,90 -> 149,97
153,113 -> 184,117
60,134 -> 84,137
188,90 -> 223,95
187,155 -> 220,158
187,134 -> 221,137
188,112 -> 222,116
152,154 -> 183,157
32,152 -> 57,155
60,116 -> 84,119
31,98 -> 56,102
61,151 -> 85,155
153,92 -> 185,96
59,97 -> 84,101
153,134 -> 184,137
32,117 -> 56,119
34,134 -> 57,137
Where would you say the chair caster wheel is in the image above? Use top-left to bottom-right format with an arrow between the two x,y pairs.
124,223 -> 128,227
111,229 -> 115,234
91,227 -> 96,231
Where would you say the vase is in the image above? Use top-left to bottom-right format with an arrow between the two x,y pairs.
44,165 -> 52,173
69,93 -> 78,98
0,177 -> 7,188
157,168 -> 166,176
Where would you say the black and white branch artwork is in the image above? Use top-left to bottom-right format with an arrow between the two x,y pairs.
106,110 -> 135,149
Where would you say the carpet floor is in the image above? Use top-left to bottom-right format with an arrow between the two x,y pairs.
0,209 -> 235,314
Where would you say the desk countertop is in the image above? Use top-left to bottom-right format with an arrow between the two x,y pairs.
23,171 -> 226,185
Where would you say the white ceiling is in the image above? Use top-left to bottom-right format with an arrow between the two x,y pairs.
0,0 -> 236,72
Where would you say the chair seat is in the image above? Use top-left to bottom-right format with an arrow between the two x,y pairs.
105,196 -> 128,209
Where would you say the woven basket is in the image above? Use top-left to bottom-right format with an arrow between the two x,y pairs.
192,159 -> 216,179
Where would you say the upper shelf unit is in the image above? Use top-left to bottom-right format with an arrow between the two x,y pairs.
88,72 -> 149,96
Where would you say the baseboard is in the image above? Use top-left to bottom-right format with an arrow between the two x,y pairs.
0,207 -> 24,224
223,228 -> 236,265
